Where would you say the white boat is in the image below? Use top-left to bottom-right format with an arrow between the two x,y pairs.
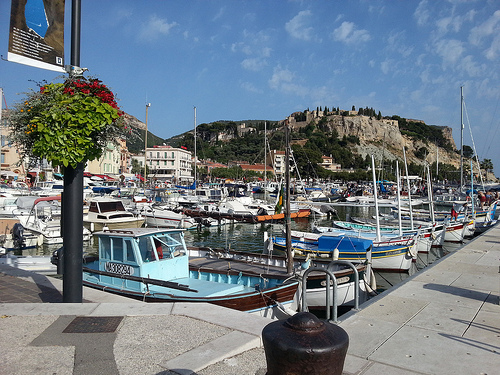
17,196 -> 91,245
142,206 -> 199,230
83,197 -> 145,232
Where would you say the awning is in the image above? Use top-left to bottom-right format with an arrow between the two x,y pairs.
1,171 -> 18,177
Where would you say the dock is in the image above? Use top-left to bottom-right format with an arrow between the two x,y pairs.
0,223 -> 498,375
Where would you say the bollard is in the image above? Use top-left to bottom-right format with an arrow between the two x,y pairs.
262,312 -> 349,375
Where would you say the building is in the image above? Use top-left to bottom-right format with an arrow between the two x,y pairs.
320,155 -> 342,172
86,142 -> 122,176
144,145 -> 193,183
0,109 -> 22,178
269,150 -> 287,176
239,163 -> 274,175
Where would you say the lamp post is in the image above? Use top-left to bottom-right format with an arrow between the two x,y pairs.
63,0 -> 83,302
144,103 -> 150,187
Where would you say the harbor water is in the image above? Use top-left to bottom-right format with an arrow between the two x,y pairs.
24,202 -> 467,297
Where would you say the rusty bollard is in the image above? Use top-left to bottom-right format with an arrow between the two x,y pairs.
262,312 -> 349,375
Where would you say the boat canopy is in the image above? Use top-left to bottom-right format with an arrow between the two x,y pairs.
317,236 -> 373,252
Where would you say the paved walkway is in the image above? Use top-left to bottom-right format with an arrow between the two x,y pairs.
0,223 -> 498,374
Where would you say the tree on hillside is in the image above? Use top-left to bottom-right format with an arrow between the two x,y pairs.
462,145 -> 474,159
480,158 -> 494,180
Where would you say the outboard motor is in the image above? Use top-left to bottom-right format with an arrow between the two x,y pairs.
257,207 -> 268,216
12,223 -> 26,249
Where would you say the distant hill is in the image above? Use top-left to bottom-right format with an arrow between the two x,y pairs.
123,109 -> 464,180
122,113 -> 164,154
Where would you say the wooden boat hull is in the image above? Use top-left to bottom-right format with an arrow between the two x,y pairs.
82,277 -> 298,315
255,209 -> 311,222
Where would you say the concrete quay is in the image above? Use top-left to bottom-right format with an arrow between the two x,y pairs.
0,223 -> 499,375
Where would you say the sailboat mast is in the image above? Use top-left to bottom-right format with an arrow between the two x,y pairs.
194,106 -> 197,187
264,121 -> 267,201
371,155 -> 381,242
285,120 -> 292,274
403,146 -> 414,230
0,88 -> 2,176
460,86 -> 464,190
396,160 -> 402,236
436,143 -> 439,179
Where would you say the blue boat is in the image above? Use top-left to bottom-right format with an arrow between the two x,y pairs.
81,228 -> 299,315
272,234 -> 415,272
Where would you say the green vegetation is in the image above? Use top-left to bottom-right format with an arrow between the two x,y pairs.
128,108 -> 494,183
393,116 -> 454,151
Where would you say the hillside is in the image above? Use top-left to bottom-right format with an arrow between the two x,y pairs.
124,109 -> 464,179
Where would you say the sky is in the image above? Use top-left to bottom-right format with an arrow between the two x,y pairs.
1,0 -> 500,174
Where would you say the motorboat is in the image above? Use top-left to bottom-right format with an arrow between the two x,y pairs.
83,197 -> 145,232
75,228 -> 299,317
17,196 -> 91,245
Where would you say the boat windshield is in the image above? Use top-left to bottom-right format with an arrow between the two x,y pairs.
138,232 -> 186,262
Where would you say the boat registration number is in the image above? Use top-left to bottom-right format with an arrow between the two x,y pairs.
320,276 -> 350,286
105,262 -> 134,276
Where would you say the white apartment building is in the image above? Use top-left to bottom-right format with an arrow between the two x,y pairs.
145,145 -> 193,183
269,149 -> 295,176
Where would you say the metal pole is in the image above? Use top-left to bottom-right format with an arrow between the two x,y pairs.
285,121 -> 292,274
194,106 -> 196,187
144,103 -> 150,188
63,0 -> 83,302
460,86 -> 464,190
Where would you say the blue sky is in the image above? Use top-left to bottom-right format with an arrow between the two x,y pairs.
1,1 -> 500,174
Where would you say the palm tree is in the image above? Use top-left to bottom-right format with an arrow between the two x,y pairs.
480,159 -> 494,181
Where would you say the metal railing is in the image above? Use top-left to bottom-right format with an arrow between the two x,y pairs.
300,260 -> 360,323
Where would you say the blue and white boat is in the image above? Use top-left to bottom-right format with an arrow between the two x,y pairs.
81,228 -> 299,317
272,234 -> 415,272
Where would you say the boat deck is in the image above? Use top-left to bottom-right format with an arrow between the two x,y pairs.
189,255 -> 293,278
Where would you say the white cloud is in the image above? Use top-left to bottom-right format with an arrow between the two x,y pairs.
212,7 -> 225,22
469,10 -> 500,45
241,58 -> 267,71
139,15 -> 178,41
414,0 -> 429,26
241,81 -> 262,93
268,66 -> 308,96
459,55 -> 484,77
485,35 -> 500,60
285,10 -> 315,41
434,39 -> 465,67
269,67 -> 294,90
380,59 -> 391,75
387,31 -> 413,58
469,10 -> 500,61
436,9 -> 476,35
331,21 -> 370,45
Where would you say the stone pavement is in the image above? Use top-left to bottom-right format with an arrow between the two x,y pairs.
0,222 -> 499,374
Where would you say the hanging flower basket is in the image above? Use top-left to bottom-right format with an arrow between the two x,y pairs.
9,77 -> 128,168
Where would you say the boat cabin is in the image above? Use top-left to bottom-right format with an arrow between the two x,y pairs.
85,228 -> 189,286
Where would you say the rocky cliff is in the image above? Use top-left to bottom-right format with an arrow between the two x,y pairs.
288,113 -> 461,169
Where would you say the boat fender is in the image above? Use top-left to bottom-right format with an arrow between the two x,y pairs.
408,244 -> 418,258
